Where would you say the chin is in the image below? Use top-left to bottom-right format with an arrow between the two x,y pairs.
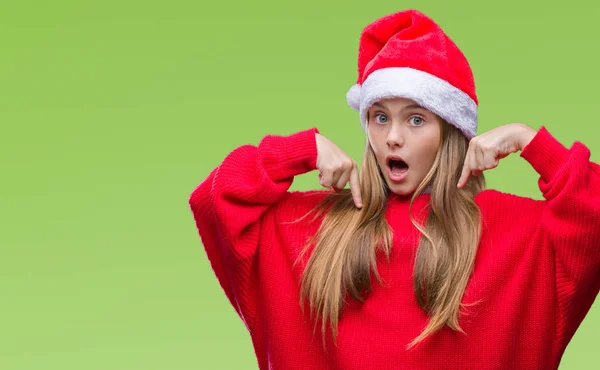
386,181 -> 415,197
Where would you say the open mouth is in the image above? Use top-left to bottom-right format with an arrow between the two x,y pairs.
387,158 -> 409,175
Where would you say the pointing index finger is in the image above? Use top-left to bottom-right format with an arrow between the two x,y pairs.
458,162 -> 470,188
349,166 -> 363,208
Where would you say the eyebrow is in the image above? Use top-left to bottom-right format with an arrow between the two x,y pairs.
371,102 -> 426,113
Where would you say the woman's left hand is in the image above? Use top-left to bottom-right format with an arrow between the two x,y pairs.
457,123 -> 538,188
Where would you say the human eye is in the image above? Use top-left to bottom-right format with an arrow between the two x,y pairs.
374,113 -> 389,124
409,115 -> 425,126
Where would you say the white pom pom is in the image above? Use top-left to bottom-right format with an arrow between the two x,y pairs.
346,84 -> 361,110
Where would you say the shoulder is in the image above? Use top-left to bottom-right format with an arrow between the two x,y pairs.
474,188 -> 545,221
261,190 -> 333,251
274,189 -> 333,220
255,189 -> 334,226
475,188 -> 543,207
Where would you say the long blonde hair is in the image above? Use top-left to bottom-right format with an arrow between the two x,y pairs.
288,119 -> 486,350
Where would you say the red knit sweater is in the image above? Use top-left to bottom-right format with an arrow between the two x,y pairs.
188,126 -> 600,370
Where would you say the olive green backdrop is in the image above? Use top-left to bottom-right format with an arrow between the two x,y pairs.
2,1 -> 599,369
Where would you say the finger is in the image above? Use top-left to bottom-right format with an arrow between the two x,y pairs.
349,165 -> 362,208
319,170 -> 333,188
475,145 -> 486,172
458,157 -> 471,188
332,159 -> 354,192
318,172 -> 324,187
330,166 -> 344,190
469,145 -> 480,176
470,146 -> 485,178
458,147 -> 473,188
483,150 -> 499,169
329,172 -> 340,189
334,168 -> 351,191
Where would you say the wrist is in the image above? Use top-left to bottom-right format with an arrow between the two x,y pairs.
516,123 -> 537,151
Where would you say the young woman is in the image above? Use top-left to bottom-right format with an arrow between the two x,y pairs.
188,9 -> 600,370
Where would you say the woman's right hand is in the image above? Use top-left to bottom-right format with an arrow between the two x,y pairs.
315,133 -> 363,208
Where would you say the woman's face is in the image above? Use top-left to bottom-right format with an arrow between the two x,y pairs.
367,97 -> 442,197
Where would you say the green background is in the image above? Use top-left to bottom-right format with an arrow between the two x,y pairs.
2,1 -> 599,369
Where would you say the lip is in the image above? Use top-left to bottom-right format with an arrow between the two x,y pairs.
386,154 -> 406,163
387,165 -> 408,182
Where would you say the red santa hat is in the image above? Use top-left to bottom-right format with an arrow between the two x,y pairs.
346,9 -> 478,139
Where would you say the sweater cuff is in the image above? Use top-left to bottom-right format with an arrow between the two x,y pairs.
520,126 -> 570,183
261,127 -> 320,180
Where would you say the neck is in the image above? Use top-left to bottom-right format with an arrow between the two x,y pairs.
389,189 -> 431,203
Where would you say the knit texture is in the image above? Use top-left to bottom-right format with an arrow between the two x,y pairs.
188,126 -> 600,370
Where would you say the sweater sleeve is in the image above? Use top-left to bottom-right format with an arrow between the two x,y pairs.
188,127 -> 320,331
519,126 -> 600,343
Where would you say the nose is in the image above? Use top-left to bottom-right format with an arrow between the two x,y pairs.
386,122 -> 405,149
